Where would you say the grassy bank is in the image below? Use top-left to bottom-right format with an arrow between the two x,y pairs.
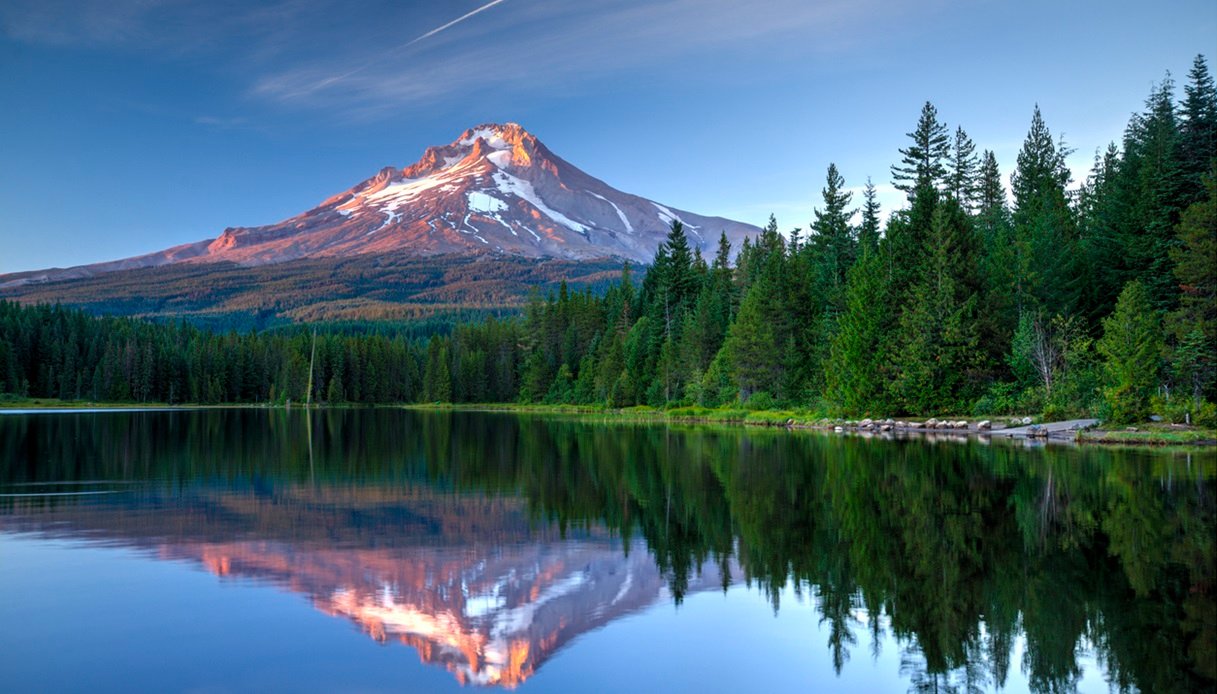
0,396 -> 269,410
407,402 -> 1217,446
1079,424 -> 1217,446
5,397 -> 1213,446
402,402 -> 825,426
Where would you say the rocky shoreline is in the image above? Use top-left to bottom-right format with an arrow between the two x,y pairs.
806,416 -> 1098,440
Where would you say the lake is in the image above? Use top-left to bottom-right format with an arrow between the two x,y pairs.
0,409 -> 1213,693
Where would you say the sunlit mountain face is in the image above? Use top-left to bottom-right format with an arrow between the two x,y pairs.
1,409 -> 1214,692
0,123 -> 758,288
0,122 -> 760,326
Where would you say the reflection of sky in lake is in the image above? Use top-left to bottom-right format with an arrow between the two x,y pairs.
0,530 -> 1113,693
0,409 -> 1211,692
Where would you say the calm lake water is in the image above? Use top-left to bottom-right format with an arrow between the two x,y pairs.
0,409 -> 1213,693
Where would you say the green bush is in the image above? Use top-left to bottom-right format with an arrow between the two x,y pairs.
745,391 -> 775,411
1152,396 -> 1217,428
972,382 -> 1020,416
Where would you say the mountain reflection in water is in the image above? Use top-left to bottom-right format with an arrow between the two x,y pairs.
0,408 -> 1213,692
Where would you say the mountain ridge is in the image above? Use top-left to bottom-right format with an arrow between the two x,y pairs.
1,122 -> 758,289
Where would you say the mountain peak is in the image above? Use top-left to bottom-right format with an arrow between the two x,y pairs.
458,121 -> 531,147
0,122 -> 760,288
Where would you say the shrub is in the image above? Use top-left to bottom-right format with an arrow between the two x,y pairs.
1152,396 -> 1217,428
972,382 -> 1020,416
745,391 -> 775,411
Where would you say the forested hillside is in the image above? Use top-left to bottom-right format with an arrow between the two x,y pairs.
0,253 -> 625,331
2,56 -> 1214,423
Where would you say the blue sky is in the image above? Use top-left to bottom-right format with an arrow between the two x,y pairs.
1,0 -> 1214,272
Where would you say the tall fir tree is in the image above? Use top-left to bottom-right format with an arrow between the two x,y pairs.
1180,55 -> 1217,204
1168,171 -> 1217,401
825,247 -> 889,414
891,101 -> 951,196
1010,105 -> 1077,314
947,126 -> 980,212
1074,143 -> 1127,323
857,178 -> 882,254
889,199 -> 983,413
1120,76 -> 1187,311
810,163 -> 857,318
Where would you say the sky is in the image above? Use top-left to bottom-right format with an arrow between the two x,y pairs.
1,0 -> 1214,273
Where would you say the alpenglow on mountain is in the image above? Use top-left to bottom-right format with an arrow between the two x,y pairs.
3,123 -> 759,287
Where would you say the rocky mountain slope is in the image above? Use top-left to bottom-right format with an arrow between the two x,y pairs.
1,123 -> 758,290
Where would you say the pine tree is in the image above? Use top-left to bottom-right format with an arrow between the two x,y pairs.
1010,106 -> 1076,314
977,150 -> 1005,216
825,247 -> 888,414
662,221 -> 698,309
422,339 -> 452,402
1074,143 -> 1126,323
892,101 -> 950,196
1168,171 -> 1217,401
947,126 -> 980,212
1180,55 -> 1217,204
858,178 -> 882,254
975,149 -> 1017,360
889,200 -> 983,413
1120,76 -> 1186,310
724,251 -> 786,402
545,363 -> 575,404
1097,281 -> 1163,423
810,163 -> 857,317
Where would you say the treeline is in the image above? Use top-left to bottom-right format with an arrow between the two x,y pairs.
500,55 -> 1217,423
1,55 -> 1214,422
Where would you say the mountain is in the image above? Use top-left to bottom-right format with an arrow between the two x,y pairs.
2,122 -> 759,289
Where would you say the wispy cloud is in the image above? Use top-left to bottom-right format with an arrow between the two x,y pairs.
249,0 -> 918,120
2,0 -> 924,121
269,0 -> 512,101
406,0 -> 509,47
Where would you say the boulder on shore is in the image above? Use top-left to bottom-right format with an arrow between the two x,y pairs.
977,420 -> 991,430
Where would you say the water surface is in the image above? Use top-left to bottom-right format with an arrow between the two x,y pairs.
1,409 -> 1213,692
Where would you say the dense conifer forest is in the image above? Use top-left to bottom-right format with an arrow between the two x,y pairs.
2,55 -> 1214,424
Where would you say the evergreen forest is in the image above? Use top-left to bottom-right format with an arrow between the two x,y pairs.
2,55 -> 1215,425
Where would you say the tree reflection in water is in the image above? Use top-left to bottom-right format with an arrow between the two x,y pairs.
0,409 -> 1212,692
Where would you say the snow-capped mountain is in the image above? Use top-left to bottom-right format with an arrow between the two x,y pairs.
2,123 -> 758,288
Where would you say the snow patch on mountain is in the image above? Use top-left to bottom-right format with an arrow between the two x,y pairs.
588,192 -> 632,233
492,170 -> 588,234
365,176 -> 446,211
461,126 -> 512,150
487,150 -> 512,168
0,121 -> 762,288
652,202 -> 702,238
467,191 -> 507,214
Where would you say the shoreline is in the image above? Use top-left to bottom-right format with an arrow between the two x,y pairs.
402,403 -> 1217,447
1,399 -> 1213,447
